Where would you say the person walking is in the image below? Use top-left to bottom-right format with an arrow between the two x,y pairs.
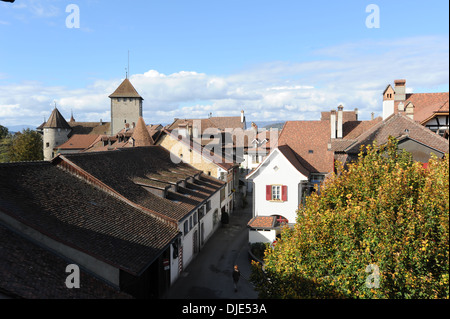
232,265 -> 241,292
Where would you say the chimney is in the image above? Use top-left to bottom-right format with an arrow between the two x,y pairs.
251,122 -> 258,133
394,79 -> 406,102
354,108 -> 358,121
337,105 -> 343,139
178,123 -> 188,138
330,110 -> 336,139
371,112 -> 375,120
241,110 -> 245,123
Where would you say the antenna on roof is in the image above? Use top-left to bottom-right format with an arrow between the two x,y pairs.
125,50 -> 130,79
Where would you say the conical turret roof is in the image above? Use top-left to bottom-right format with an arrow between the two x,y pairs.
109,78 -> 143,99
43,108 -> 72,130
131,117 -> 154,146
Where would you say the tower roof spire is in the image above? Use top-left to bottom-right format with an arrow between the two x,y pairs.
43,107 -> 71,130
108,78 -> 143,99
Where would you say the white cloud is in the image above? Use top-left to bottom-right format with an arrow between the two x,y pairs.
0,35 -> 448,129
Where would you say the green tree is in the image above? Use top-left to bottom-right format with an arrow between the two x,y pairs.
251,137 -> 449,299
0,125 -> 9,140
0,125 -> 12,162
7,128 -> 44,162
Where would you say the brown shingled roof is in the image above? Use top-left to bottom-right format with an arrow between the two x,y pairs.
60,147 -> 225,222
109,78 -> 143,99
0,161 -> 180,276
43,108 -> 72,130
131,117 -> 154,146
346,113 -> 449,154
0,223 -> 133,299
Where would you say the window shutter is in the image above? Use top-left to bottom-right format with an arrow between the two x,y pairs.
282,185 -> 287,201
266,185 -> 271,200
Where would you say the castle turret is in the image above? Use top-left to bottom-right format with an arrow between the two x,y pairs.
109,78 -> 143,136
42,107 -> 72,160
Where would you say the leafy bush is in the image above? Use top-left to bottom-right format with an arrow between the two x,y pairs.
251,138 -> 449,299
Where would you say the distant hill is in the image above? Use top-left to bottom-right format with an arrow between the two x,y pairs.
247,121 -> 285,131
5,125 -> 37,134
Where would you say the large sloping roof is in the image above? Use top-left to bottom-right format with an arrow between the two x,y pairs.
0,161 -> 179,276
277,120 -> 335,174
61,146 -> 224,222
345,113 -> 449,154
395,92 -> 449,123
108,78 -> 143,99
0,223 -> 133,299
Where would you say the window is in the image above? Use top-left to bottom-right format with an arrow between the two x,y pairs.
183,221 -> 189,235
266,185 -> 287,201
213,209 -> 219,226
272,185 -> 281,200
194,212 -> 198,225
46,142 -> 50,148
206,200 -> 211,212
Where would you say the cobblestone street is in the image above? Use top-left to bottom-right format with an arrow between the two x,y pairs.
165,193 -> 258,299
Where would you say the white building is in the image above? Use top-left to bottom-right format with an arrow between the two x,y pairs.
246,145 -> 309,244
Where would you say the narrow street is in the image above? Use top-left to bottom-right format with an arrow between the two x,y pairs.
165,193 -> 258,299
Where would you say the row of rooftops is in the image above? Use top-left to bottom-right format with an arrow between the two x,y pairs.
260,111 -> 449,181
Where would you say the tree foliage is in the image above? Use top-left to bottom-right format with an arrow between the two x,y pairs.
6,128 -> 43,162
251,137 -> 449,299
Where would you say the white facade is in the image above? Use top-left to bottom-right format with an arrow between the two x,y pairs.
247,148 -> 308,224
170,189 -> 223,284
248,228 -> 276,244
382,100 -> 395,120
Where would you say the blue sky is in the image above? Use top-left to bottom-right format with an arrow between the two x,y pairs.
0,0 -> 448,128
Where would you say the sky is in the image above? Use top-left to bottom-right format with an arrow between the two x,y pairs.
0,0 -> 449,129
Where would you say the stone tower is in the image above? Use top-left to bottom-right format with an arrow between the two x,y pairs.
42,107 -> 72,160
109,78 -> 143,136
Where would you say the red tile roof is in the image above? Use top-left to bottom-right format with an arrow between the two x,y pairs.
56,134 -> 101,150
394,92 -> 449,123
278,120 -> 335,174
247,216 -> 276,229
